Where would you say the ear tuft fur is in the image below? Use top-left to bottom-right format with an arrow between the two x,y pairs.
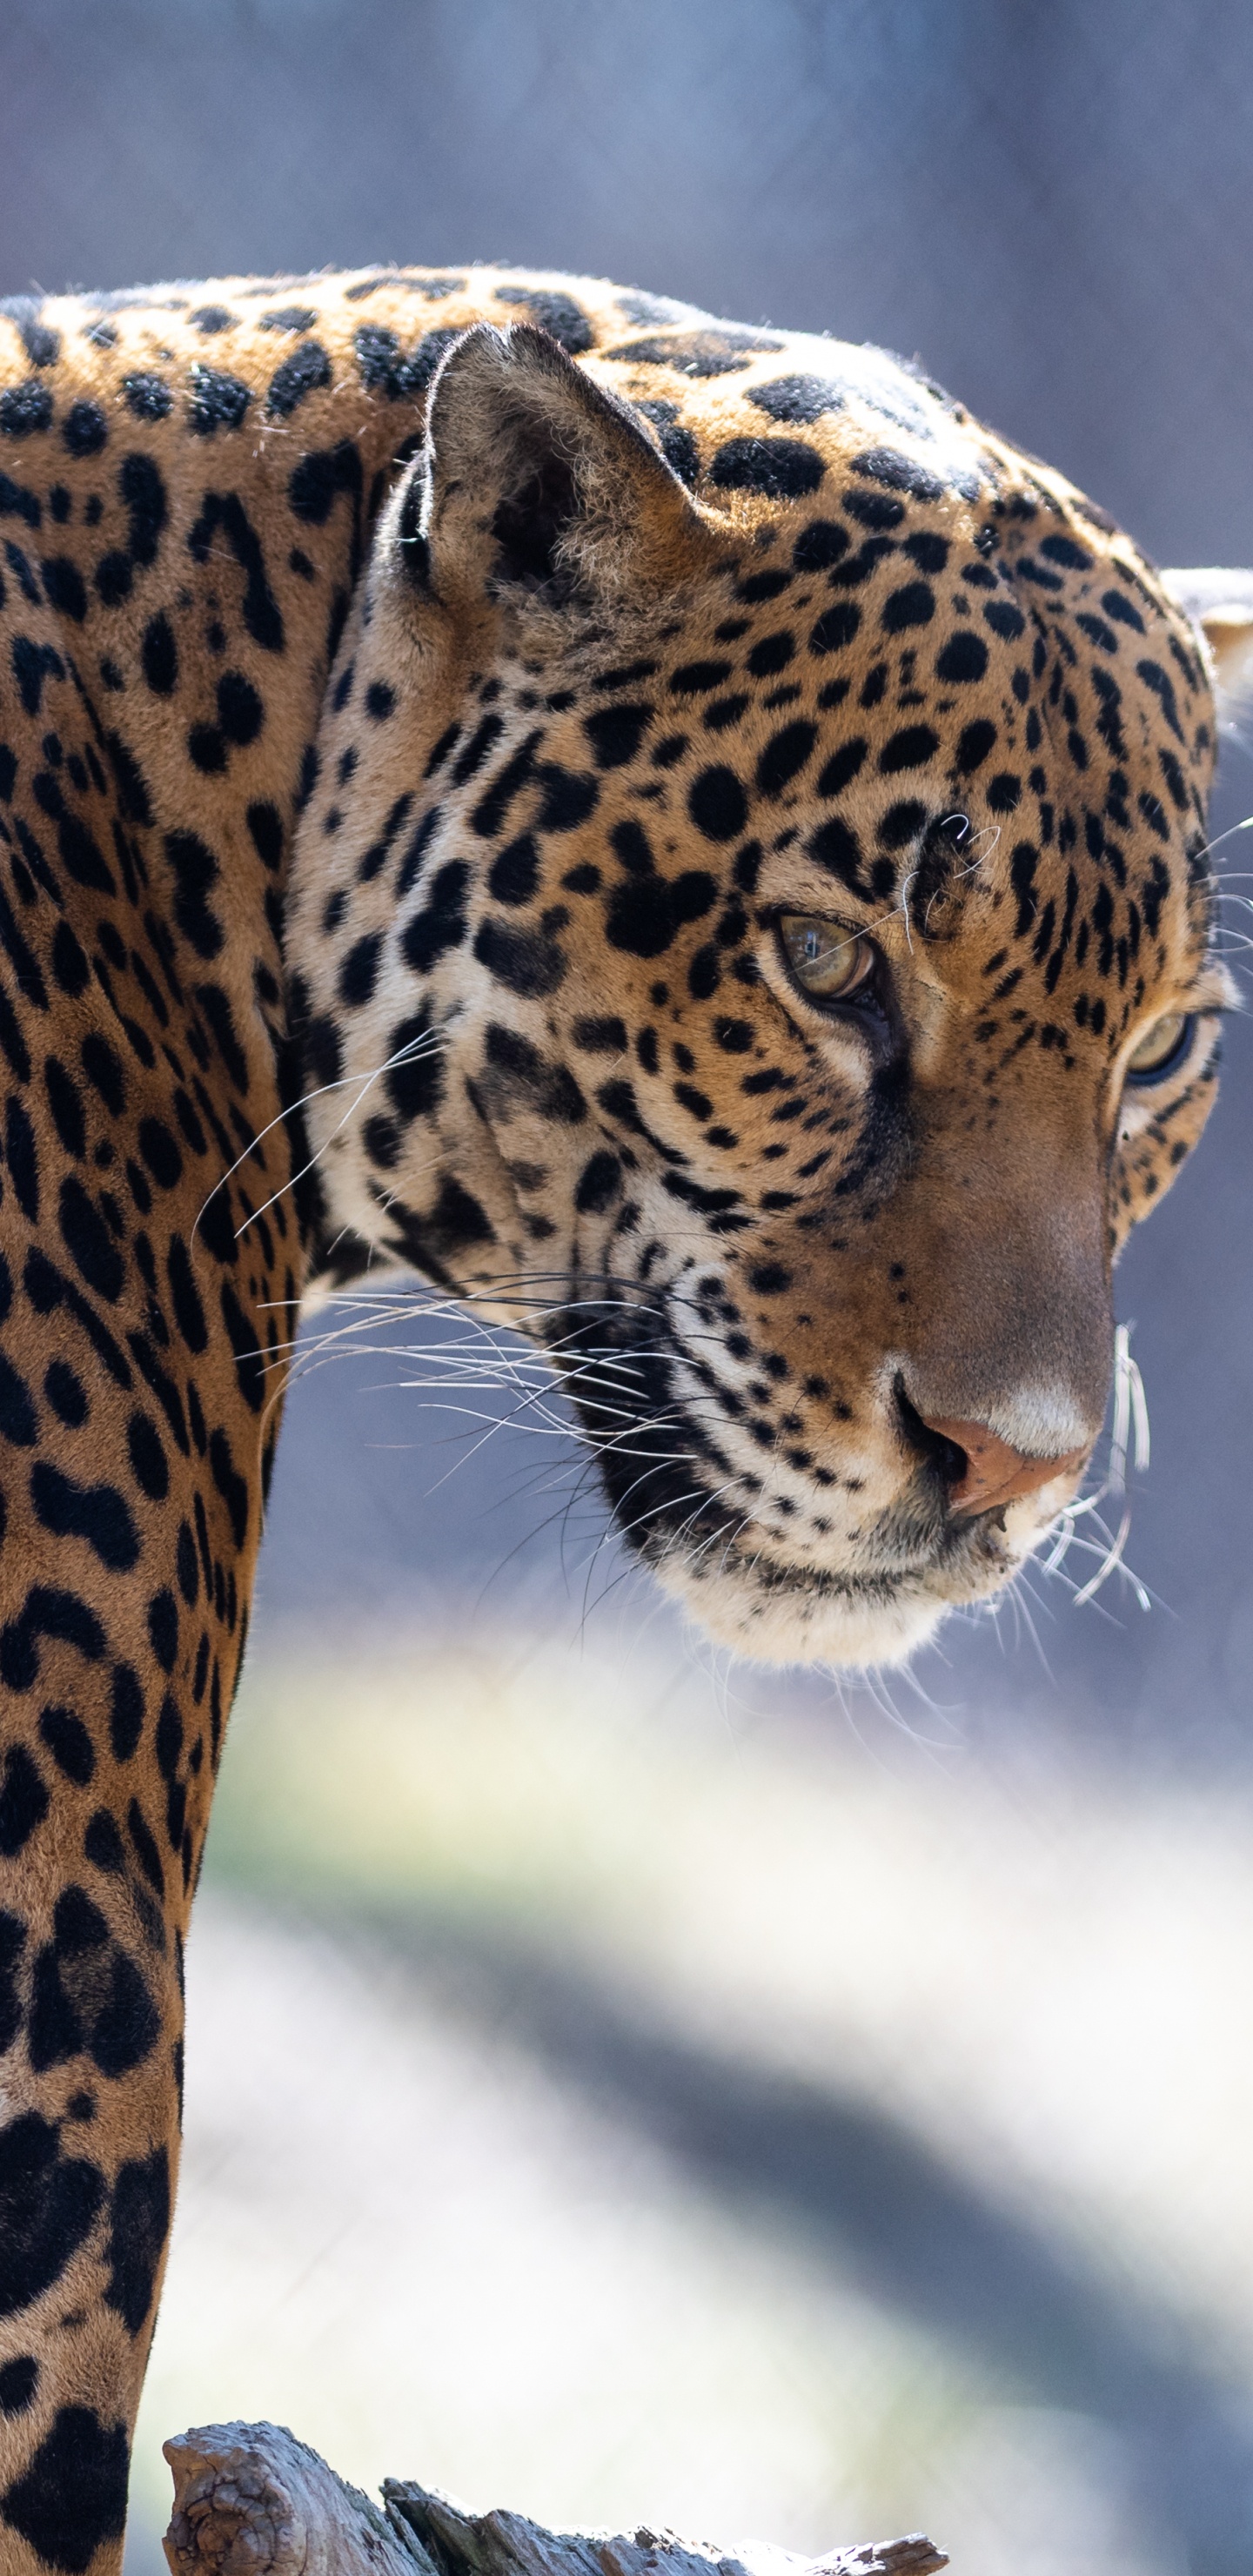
490,436 -> 579,589
409,321 -> 723,611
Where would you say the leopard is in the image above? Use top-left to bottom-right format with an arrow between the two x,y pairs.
0,258 -> 1248,2573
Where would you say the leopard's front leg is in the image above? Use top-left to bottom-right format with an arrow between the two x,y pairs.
0,1056 -> 295,2573
0,1774 -> 184,2576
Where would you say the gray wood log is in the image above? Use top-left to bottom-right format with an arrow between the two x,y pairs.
161,2421 -> 948,2576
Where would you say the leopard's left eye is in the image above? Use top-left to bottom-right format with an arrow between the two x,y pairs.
778,914 -> 878,1004
1124,1012 -> 1195,1083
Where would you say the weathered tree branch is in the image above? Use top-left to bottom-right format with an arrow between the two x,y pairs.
161,2421 -> 948,2576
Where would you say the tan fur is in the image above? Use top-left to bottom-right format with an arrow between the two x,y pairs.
0,264 -> 1227,2567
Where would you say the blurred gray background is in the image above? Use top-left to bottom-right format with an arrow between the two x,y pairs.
7,8 -> 1253,2573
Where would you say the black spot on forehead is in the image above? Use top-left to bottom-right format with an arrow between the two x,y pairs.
879,725 -> 940,773
266,341 -> 332,419
354,324 -> 460,402
123,372 -> 172,422
258,305 -> 319,332
748,375 -> 845,425
493,285 -> 594,356
1039,533 -> 1093,570
659,422 -> 700,485
878,799 -> 928,849
793,520 -> 849,571
757,721 -> 817,799
736,567 -> 792,604
811,815 -> 895,902
0,380 -> 53,438
671,660 -> 732,696
633,399 -> 700,486
881,580 -> 935,633
936,632 -> 988,683
1,298 -> 60,367
747,631 -> 795,677
585,704 -> 653,768
844,489 -> 903,532
955,718 -> 997,771
809,601 -> 861,654
344,267 -> 466,302
593,657 -> 659,693
606,869 -> 715,957
62,401 -> 108,460
186,365 -> 251,435
852,446 -> 948,500
610,817 -> 654,875
817,739 -> 868,797
689,766 -> 748,842
607,327 -> 783,375
709,439 -> 825,499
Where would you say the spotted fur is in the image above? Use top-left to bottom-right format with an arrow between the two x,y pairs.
0,263 -> 1231,2567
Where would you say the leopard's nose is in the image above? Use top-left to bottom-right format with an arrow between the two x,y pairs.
917,1413 -> 1089,1513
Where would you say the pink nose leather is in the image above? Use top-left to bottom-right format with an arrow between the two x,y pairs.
922,1417 -> 1089,1513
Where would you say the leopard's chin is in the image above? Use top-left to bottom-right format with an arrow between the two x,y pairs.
649,1540 -> 1018,1670
654,1546 -> 948,1669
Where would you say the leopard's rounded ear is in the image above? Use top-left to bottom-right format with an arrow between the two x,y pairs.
402,320 -> 725,612
1162,567 -> 1253,733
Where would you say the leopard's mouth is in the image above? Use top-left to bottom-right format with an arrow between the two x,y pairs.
554,1308 -> 1037,1667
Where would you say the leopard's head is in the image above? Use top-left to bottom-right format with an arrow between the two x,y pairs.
287,321 -> 1245,1667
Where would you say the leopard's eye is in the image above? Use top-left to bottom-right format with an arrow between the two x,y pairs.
778,914 -> 877,1004
1124,1012 -> 1194,1083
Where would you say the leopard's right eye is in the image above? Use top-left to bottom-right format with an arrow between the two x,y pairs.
778,914 -> 878,1005
1124,1012 -> 1195,1084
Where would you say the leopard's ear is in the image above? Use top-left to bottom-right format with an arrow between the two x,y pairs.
399,320 -> 723,611
1162,567 -> 1253,733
